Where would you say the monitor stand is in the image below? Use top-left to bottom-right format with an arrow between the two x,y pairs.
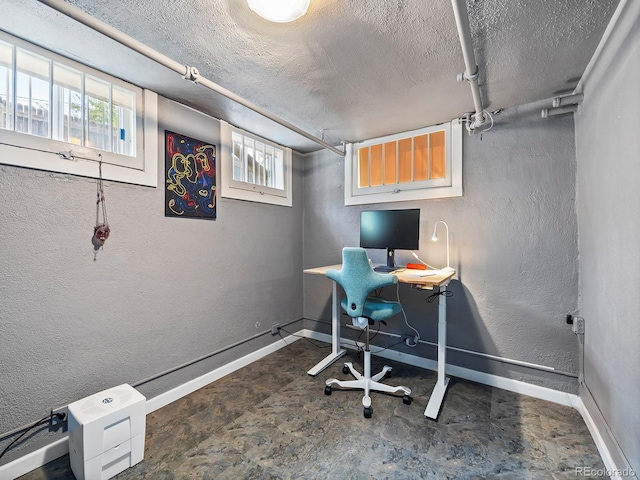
373,248 -> 397,272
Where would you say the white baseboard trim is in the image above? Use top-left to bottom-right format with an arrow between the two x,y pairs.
0,334 -> 300,480
145,334 -> 300,414
0,437 -> 69,480
303,329 -> 638,479
3,330 -> 629,480
571,387 -> 638,480
301,329 -> 576,407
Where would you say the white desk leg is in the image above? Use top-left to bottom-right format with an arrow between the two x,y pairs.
307,281 -> 347,376
424,284 -> 450,419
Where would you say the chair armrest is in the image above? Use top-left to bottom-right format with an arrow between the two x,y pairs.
368,272 -> 398,291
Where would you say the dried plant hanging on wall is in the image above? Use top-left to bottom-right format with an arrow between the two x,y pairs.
164,131 -> 217,220
92,156 -> 110,259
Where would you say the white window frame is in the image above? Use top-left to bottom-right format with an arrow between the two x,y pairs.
220,120 -> 292,207
0,31 -> 157,187
344,119 -> 462,205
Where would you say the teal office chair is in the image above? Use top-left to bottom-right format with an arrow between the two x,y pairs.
324,247 -> 412,418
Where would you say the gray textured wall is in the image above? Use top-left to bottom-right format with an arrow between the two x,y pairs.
575,9 -> 640,472
303,101 -> 580,391
0,96 -> 304,463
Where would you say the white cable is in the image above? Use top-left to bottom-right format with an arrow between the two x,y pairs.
481,110 -> 494,132
396,283 -> 420,347
410,251 -> 436,270
464,110 -> 494,135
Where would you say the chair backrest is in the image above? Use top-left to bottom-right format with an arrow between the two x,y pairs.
325,247 -> 398,318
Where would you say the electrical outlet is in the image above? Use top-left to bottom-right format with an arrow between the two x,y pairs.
50,406 -> 68,431
271,323 -> 281,335
571,316 -> 585,335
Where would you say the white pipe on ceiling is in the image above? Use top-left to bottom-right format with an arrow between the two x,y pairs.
552,93 -> 584,108
541,105 -> 578,118
451,0 -> 486,129
37,0 -> 346,157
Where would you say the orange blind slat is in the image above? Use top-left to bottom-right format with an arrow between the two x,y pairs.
370,144 -> 383,186
384,142 -> 396,185
398,138 -> 412,183
430,131 -> 446,179
358,147 -> 369,188
413,134 -> 428,181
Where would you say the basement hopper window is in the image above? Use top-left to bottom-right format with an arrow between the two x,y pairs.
220,120 -> 292,207
344,120 -> 462,205
0,31 -> 157,187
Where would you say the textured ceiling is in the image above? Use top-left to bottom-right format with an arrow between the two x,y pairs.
1,0 -> 619,152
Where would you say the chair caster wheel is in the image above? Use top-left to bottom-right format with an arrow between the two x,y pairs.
403,395 -> 413,405
324,386 -> 332,396
363,407 -> 373,418
342,365 -> 350,375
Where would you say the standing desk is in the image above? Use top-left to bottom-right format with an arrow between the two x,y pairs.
303,264 -> 456,419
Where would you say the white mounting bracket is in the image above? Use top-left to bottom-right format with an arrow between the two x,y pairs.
184,65 -> 200,82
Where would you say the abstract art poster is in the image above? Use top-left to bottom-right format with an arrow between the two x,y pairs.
165,131 -> 216,219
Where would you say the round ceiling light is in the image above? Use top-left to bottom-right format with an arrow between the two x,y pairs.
247,0 -> 310,23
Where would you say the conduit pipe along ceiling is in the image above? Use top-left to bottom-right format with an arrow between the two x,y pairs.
450,0 -> 487,131
35,0 -> 344,157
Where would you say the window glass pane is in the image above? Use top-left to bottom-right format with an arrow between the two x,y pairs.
244,137 -> 255,184
357,147 -> 369,188
0,32 -> 150,182
232,131 -> 244,181
31,76 -> 50,138
15,71 -> 28,133
85,75 -> 110,151
370,144 -> 383,186
0,41 -> 12,130
254,141 -> 265,186
53,64 -> 82,144
429,130 -> 446,179
112,86 -> 135,156
16,49 -> 50,138
398,138 -> 412,183
274,148 -> 284,190
265,145 -> 274,188
85,76 -> 109,101
413,134 -> 429,181
383,141 -> 396,185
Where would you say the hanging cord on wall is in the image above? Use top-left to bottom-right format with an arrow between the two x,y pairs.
0,414 -> 50,461
92,155 -> 110,258
396,283 -> 421,347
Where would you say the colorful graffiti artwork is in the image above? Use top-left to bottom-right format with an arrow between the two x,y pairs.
165,131 -> 217,219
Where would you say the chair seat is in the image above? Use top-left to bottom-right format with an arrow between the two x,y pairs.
340,297 -> 402,322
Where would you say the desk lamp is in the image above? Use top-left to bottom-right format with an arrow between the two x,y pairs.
431,220 -> 455,273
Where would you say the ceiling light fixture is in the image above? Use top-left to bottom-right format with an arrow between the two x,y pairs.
247,0 -> 310,23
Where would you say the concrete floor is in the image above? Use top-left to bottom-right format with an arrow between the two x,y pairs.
20,338 -> 606,479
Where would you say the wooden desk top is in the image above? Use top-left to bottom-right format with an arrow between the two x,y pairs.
304,264 -> 455,289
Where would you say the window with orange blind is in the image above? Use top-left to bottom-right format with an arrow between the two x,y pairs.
345,120 -> 462,205
357,130 -> 446,188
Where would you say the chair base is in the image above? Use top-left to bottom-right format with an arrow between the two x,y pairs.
325,350 -> 411,410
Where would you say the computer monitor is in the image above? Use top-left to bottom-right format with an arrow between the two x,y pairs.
360,209 -> 420,272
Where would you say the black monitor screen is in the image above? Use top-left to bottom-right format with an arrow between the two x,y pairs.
360,209 -> 420,251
